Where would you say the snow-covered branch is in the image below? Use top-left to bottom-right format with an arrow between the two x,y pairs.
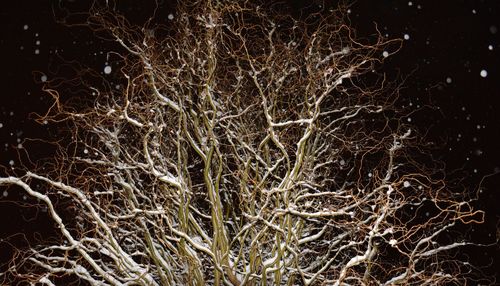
0,1 -> 488,285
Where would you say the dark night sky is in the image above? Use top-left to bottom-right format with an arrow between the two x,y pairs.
1,0 -> 499,281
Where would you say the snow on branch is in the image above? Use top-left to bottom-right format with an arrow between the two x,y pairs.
0,1 -> 489,285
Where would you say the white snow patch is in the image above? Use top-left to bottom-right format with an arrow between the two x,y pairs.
9,160 -> 14,166
104,65 -> 112,74
382,51 -> 389,58
403,34 -> 410,40
2,190 -> 8,197
446,77 -> 452,84
100,248 -> 111,256
74,265 -> 88,274
488,45 -> 493,50
168,13 -> 174,20
403,181 -> 411,188
41,75 -> 47,82
23,24 -> 29,30
480,69 -> 488,78
386,185 -> 394,195
389,239 -> 397,246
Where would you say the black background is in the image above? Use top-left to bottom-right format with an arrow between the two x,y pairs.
1,0 -> 498,282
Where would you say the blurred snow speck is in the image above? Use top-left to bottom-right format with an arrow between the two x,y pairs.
104,65 -> 112,74
489,25 -> 498,34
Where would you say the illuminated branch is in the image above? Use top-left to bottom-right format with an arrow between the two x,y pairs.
0,1 -> 490,285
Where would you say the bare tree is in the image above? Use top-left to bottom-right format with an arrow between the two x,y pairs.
0,1 -> 490,285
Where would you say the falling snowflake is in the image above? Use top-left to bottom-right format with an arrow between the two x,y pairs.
490,25 -> 498,34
